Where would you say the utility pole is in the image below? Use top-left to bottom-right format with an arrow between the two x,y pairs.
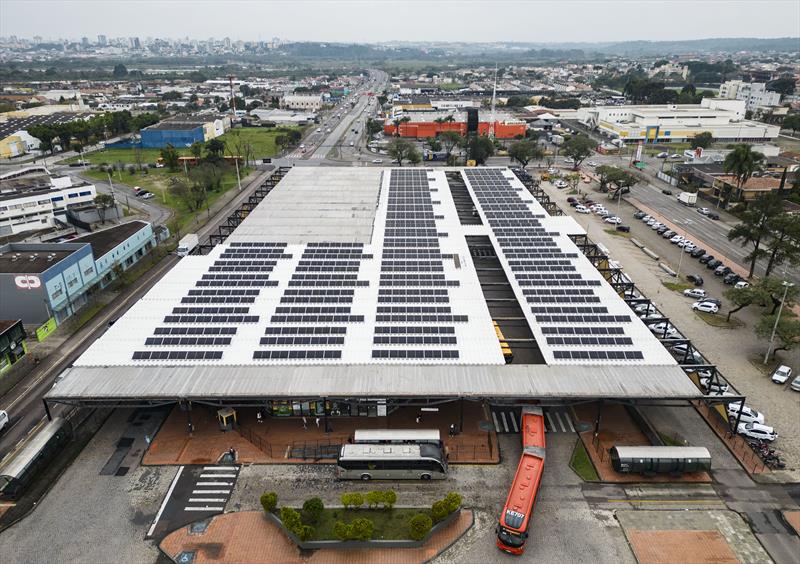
489,64 -> 497,140
764,281 -> 794,364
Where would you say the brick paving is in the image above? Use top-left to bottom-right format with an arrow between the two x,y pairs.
626,530 -> 738,564
159,509 -> 474,563
573,403 -> 711,483
144,403 -> 498,466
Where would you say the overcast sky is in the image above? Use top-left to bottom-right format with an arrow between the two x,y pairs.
2,0 -> 799,43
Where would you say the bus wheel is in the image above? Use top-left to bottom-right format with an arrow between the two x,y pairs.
421,474 -> 431,481
360,474 -> 371,481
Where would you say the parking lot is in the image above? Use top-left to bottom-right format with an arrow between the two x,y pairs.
538,174 -> 800,474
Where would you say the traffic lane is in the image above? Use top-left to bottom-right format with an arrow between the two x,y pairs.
0,254 -> 180,460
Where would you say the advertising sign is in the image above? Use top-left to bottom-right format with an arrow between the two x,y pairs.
36,317 -> 57,342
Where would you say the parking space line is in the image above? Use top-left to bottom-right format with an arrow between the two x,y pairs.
147,465 -> 183,538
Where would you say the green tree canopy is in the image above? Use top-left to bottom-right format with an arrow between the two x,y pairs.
561,134 -> 596,169
387,138 -> 421,167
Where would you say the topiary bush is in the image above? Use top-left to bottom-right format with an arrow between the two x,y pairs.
408,513 -> 433,541
443,492 -> 462,513
333,520 -> 349,540
280,506 -> 302,531
297,524 -> 315,542
302,497 -> 324,523
260,491 -> 278,513
341,492 -> 364,509
382,489 -> 397,509
366,491 -> 382,509
349,517 -> 374,541
431,500 -> 449,523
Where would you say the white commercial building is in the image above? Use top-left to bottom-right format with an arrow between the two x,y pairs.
281,94 -> 324,111
577,99 -> 780,144
718,81 -> 782,112
0,171 -> 96,236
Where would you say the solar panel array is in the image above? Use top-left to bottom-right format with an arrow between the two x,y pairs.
371,169 -> 466,361
464,168 -> 644,364
132,242 -> 292,362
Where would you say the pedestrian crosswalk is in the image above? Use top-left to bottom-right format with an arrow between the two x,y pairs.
490,406 -> 576,434
185,465 -> 239,512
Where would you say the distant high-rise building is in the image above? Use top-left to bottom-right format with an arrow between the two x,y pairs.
33,35 -> 42,44
97,34 -> 107,46
224,37 -> 231,48
130,36 -> 141,50
81,37 -> 89,47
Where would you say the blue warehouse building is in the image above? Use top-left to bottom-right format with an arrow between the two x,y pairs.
140,120 -> 205,149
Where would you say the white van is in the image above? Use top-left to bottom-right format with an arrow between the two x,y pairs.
0,410 -> 8,433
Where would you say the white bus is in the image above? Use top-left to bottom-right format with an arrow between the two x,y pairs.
353,429 -> 441,445
335,443 -> 448,481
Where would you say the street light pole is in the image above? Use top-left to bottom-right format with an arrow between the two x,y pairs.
764,281 -> 794,364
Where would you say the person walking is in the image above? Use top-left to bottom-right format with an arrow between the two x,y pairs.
256,410 -> 263,424
315,417 -> 320,428
415,415 -> 422,424
302,416 -> 308,430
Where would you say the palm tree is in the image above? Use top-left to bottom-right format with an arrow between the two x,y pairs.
722,144 -> 765,208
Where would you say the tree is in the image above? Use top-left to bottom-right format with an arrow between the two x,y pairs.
438,131 -> 463,162
723,284 -> 767,322
508,140 -> 543,168
340,492 -> 364,509
469,136 -> 495,165
302,497 -> 324,523
756,311 -> 800,359
366,118 -> 383,137
94,193 -> 115,224
205,138 -> 226,161
782,114 -> 800,134
596,165 -> 639,198
280,507 -> 302,531
690,131 -> 714,150
260,492 -> 278,513
112,63 -> 128,78
722,144 -> 765,208
727,194 -> 784,277
382,490 -> 396,509
427,137 -> 442,152
387,138 -> 420,167
274,135 -> 289,153
161,91 -> 182,101
766,77 -> 796,96
408,513 -> 433,541
349,518 -> 374,541
160,143 -> 180,171
764,213 -> 800,276
366,491 -> 382,509
133,146 -> 144,171
190,141 -> 203,160
561,134 -> 595,169
443,492 -> 462,513
169,177 -> 206,212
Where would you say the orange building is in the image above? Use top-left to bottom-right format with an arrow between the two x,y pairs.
384,120 -> 526,139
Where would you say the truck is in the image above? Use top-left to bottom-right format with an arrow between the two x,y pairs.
176,234 -> 199,257
677,192 -> 697,206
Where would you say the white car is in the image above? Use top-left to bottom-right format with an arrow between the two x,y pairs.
633,303 -> 655,315
734,281 -> 750,289
0,410 -> 7,433
604,216 -> 622,224
593,207 -> 608,215
547,168 -> 558,174
656,152 -> 668,158
670,235 -> 685,244
575,205 -> 590,214
693,301 -> 719,314
683,244 -> 697,253
727,404 -> 764,425
587,161 -> 599,167
771,365 -> 793,384
677,239 -> 693,248
697,207 -> 710,215
371,159 -> 383,164
564,157 -> 574,164
554,180 -> 569,188
684,288 -> 706,299
737,422 -> 777,442
701,377 -> 729,393
641,215 -> 652,222
669,153 -> 682,159
651,222 -> 663,230
646,218 -> 657,226
648,321 -> 676,336
671,343 -> 703,363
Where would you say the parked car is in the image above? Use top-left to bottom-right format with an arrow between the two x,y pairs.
697,207 -> 710,215
587,161 -> 599,167
693,301 -> 719,314
714,265 -> 732,277
570,201 -> 580,207
669,153 -> 682,159
575,205 -> 590,214
656,152 -> 668,158
646,218 -> 658,226
633,303 -> 656,315
699,254 -> 714,264
698,298 -> 722,308
641,215 -> 652,222
771,365 -> 793,384
690,248 -> 707,258
687,274 -> 704,286
723,273 -> 742,285
670,235 -> 684,244
371,159 -> 383,163
662,230 -> 675,239
737,422 -> 777,442
677,239 -> 693,248
142,192 -> 155,200
656,226 -> 669,234
707,212 -> 720,220
554,180 -> 569,189
633,211 -> 647,219
684,288 -> 707,298
662,189 -> 673,195
616,225 -> 631,233
791,375 -> 800,392
706,259 -> 722,269
735,280 -> 750,289
0,410 -> 7,433
701,378 -> 729,394
726,404 -> 765,425
648,322 -> 677,337
683,244 -> 697,253
567,197 -> 577,203
604,216 -> 623,224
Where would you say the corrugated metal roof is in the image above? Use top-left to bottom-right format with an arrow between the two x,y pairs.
46,364 -> 701,400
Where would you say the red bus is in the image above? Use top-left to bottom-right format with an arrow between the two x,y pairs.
496,406 -> 546,555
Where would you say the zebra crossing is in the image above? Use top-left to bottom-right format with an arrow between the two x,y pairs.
490,407 -> 576,434
186,465 -> 239,512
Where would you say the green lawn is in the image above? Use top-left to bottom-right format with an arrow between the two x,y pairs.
695,311 -> 744,329
309,508 -> 433,541
662,281 -> 693,292
569,439 -> 599,482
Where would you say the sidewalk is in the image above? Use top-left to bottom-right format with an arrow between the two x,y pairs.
159,509 -> 474,564
143,403 -> 498,466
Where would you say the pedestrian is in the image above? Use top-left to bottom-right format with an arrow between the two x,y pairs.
229,446 -> 236,460
415,415 -> 421,424
315,417 -> 320,428
256,410 -> 263,424
188,422 -> 194,435
449,423 -> 456,437
302,416 -> 308,430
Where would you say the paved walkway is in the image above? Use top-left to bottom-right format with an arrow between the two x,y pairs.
144,403 -> 498,466
160,509 -> 474,563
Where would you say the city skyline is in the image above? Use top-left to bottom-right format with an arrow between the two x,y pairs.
2,0 -> 799,44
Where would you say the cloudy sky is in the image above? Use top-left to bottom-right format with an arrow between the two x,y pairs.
2,0 -> 799,43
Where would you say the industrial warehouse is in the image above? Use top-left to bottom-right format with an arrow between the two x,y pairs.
45,166 -> 700,410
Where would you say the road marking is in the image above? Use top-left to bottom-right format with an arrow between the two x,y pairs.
196,481 -> 233,486
510,413 -> 519,433
147,466 -> 184,538
604,499 -> 722,504
184,506 -> 225,512
202,466 -> 237,471
188,498 -> 227,503
553,411 -> 566,432
492,411 -> 501,433
500,411 -> 509,433
199,473 -> 237,478
192,489 -> 230,495
545,411 -> 557,432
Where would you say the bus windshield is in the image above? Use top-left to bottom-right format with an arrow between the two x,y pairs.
497,526 -> 526,547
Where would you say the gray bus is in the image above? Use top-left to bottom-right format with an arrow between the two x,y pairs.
335,443 -> 448,481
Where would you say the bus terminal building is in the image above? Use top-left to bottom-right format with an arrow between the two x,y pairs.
45,167 -> 701,420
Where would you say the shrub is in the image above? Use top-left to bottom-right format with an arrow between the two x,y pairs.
260,491 -> 278,513
302,497 -> 324,523
366,491 -> 382,509
333,520 -> 349,540
408,513 -> 433,541
341,492 -> 364,509
383,489 -> 397,509
297,524 -> 315,542
280,506 -> 302,531
431,500 -> 449,523
443,492 -> 462,513
349,517 -> 374,541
